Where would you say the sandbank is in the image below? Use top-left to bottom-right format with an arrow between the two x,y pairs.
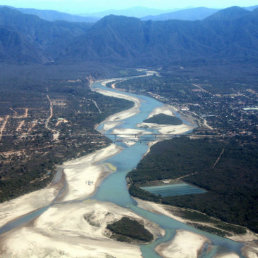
242,243 -> 258,258
135,198 -> 187,224
138,122 -> 193,135
0,169 -> 65,228
147,104 -> 177,119
0,200 -> 163,258
215,253 -> 240,258
156,230 -> 210,258
95,88 -> 141,124
112,128 -> 151,146
0,187 -> 57,228
62,144 -> 121,202
229,229 -> 258,242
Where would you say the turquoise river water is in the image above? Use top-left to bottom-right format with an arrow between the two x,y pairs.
91,79 -> 244,258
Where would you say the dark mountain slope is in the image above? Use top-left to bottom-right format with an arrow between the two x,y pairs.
205,6 -> 250,21
203,8 -> 258,60
60,15 -> 147,63
60,16 -> 217,64
0,27 -> 44,63
1,6 -> 258,65
61,8 -> 258,65
0,7 -> 92,62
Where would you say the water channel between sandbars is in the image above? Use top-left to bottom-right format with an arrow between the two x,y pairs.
91,79 -> 244,258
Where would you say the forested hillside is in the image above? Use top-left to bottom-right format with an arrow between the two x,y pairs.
1,6 -> 258,65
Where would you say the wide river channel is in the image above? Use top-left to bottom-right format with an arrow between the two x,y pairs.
0,72 -> 245,257
91,74 -> 244,258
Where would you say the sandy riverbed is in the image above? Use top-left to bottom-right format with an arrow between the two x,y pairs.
0,142 -> 160,257
156,230 -> 210,258
62,143 -> 121,202
0,200 -> 164,258
0,187 -> 58,228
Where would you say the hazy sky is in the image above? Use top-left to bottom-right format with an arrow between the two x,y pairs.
1,0 -> 258,13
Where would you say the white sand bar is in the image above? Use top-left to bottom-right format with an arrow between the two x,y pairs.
0,200 -> 163,258
147,104 -> 177,119
215,253 -> 240,258
156,230 -> 210,258
135,198 -> 187,224
95,88 -> 141,124
242,243 -> 258,258
62,144 -> 121,201
112,128 -> 151,146
0,187 -> 57,228
138,122 -> 193,135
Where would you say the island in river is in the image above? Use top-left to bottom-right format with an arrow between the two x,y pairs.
143,113 -> 183,125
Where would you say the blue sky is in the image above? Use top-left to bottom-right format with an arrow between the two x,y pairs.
1,0 -> 258,13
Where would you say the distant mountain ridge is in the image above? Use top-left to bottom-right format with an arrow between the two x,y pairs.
2,5 -> 258,22
142,7 -> 219,21
0,5 -> 98,23
17,7 -> 99,23
81,7 -> 171,18
1,6 -> 258,65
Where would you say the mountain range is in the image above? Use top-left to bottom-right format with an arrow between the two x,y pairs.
0,6 -> 258,66
0,7 -> 91,63
17,7 -> 98,23
3,5 -> 258,23
142,7 -> 219,21
82,7 -> 169,18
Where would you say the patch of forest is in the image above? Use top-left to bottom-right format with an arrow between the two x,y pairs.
128,136 -> 258,233
143,114 -> 182,125
107,217 -> 153,243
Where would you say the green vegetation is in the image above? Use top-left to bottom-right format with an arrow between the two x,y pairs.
173,209 -> 215,223
171,208 -> 246,235
215,222 -> 246,235
107,217 -> 153,243
190,223 -> 229,237
129,185 -> 161,203
128,136 -> 258,233
143,114 -> 182,125
128,137 -> 222,184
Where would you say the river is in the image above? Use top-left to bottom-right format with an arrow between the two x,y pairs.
91,74 -> 244,258
0,71 -> 247,257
